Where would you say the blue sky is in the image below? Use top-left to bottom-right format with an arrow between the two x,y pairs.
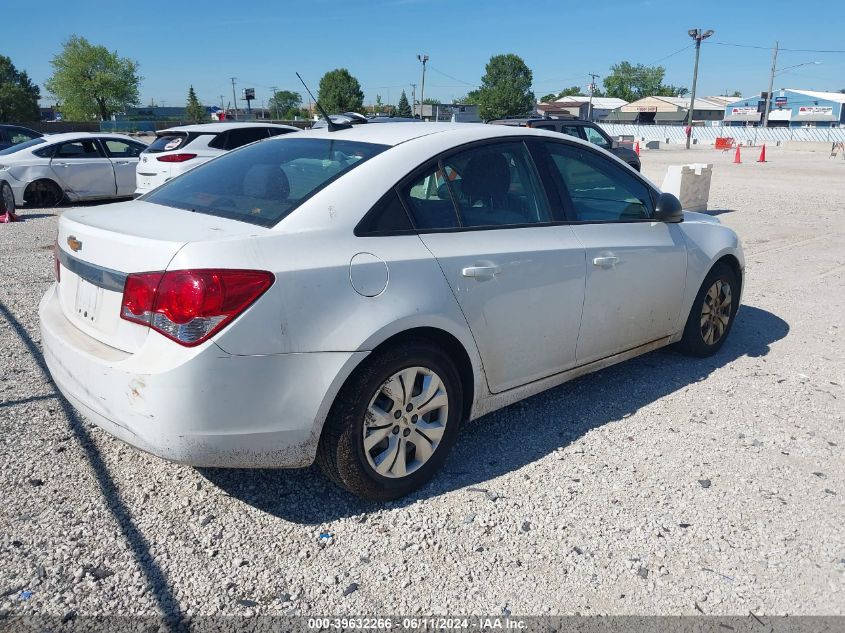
4,0 -> 844,109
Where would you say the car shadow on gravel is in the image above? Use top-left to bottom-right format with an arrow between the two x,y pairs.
201,305 -> 789,524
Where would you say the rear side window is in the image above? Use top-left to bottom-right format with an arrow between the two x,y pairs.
143,137 -> 388,227
145,134 -> 189,153
402,142 -> 551,230
209,127 -> 270,151
357,190 -> 413,234
55,140 -> 102,158
102,139 -> 145,158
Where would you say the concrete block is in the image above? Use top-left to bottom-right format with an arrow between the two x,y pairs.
661,163 -> 713,212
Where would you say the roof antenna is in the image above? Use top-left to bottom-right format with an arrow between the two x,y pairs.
296,72 -> 351,132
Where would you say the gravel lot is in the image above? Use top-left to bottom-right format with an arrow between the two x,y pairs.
1,143 -> 843,620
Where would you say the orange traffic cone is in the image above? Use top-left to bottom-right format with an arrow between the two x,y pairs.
635,141 -> 640,156
734,145 -> 742,164
757,144 -> 767,162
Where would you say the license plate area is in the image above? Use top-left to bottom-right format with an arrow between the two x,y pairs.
74,278 -> 101,323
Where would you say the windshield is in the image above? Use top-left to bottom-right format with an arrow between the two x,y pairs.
0,137 -> 46,156
143,137 -> 389,227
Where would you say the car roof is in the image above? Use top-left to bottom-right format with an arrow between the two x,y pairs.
281,121 -> 596,148
15,132 -> 140,144
157,122 -> 300,134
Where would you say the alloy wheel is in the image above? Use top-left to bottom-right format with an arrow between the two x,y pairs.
362,366 -> 449,479
700,279 -> 732,345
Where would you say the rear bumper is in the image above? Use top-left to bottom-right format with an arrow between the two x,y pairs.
39,283 -> 365,467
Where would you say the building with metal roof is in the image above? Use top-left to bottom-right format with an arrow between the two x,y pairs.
606,96 -> 729,125
723,89 -> 845,127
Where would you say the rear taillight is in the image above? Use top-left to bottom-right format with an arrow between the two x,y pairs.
156,153 -> 197,163
120,269 -> 274,346
53,243 -> 61,282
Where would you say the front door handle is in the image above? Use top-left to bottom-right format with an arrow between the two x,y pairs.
462,265 -> 502,279
592,256 -> 620,268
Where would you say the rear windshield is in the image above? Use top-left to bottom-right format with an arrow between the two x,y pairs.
144,132 -> 204,153
142,137 -> 389,227
0,137 -> 46,155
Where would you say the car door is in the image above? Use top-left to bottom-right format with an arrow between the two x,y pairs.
401,140 -> 586,394
100,138 -> 145,196
542,141 -> 687,364
50,139 -> 116,199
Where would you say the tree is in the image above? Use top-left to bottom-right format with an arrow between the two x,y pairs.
421,98 -> 440,105
269,90 -> 302,119
397,90 -> 412,117
455,90 -> 482,105
558,85 -> 583,98
602,61 -> 685,102
185,85 -> 206,123
540,93 -> 557,103
0,56 -> 40,122
45,35 -> 140,120
476,54 -> 535,120
317,68 -> 364,114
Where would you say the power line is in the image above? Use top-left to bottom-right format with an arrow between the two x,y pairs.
709,41 -> 845,53
428,66 -> 477,88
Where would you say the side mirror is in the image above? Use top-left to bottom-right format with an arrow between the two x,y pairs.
654,192 -> 684,223
611,140 -> 619,149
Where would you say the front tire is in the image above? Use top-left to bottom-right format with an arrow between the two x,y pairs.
676,262 -> 738,357
317,341 -> 463,500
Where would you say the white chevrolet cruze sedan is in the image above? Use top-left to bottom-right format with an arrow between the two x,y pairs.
40,123 -> 744,500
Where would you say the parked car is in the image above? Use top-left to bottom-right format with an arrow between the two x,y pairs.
135,122 -> 299,195
488,115 -> 641,171
0,133 -> 147,211
41,123 -> 743,500
0,124 -> 43,151
311,113 -> 422,128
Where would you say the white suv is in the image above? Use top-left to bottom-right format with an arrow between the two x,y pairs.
134,122 -> 299,195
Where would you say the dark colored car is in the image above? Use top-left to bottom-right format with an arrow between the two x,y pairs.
311,112 -> 422,128
0,125 -> 42,151
488,116 -> 641,171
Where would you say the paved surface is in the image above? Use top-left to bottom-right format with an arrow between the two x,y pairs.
1,144 -> 843,618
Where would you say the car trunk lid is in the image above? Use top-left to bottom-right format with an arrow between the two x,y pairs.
55,199 -> 265,353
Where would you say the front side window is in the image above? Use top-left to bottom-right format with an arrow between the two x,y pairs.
143,137 -> 388,227
545,142 -> 653,222
102,139 -> 145,158
54,140 -> 102,159
402,142 -> 551,230
582,126 -> 611,149
0,137 -> 45,156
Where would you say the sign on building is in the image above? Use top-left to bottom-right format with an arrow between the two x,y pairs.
797,106 -> 833,116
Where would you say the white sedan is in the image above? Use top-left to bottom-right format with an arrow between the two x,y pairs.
0,133 -> 147,211
40,123 -> 744,500
134,122 -> 299,196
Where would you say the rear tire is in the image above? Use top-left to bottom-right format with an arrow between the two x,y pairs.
317,341 -> 463,500
676,262 -> 738,357
24,179 -> 64,208
1,181 -> 16,217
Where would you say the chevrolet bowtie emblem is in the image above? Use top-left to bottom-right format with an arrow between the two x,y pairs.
67,235 -> 82,252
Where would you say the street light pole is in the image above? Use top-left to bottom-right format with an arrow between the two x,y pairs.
230,77 -> 238,121
417,54 -> 429,118
685,28 -> 714,149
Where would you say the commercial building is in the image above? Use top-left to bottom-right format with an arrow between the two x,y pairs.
416,103 -> 481,123
723,89 -> 845,127
606,96 -> 729,125
538,96 -> 628,121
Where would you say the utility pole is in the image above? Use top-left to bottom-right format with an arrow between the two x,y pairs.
762,41 -> 779,128
270,86 -> 280,119
587,72 -> 599,122
685,28 -> 714,149
230,77 -> 238,121
410,83 -> 417,117
417,54 -> 429,117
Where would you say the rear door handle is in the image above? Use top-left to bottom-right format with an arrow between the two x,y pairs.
115,161 -> 132,166
462,265 -> 502,279
54,163 -> 70,168
592,256 -> 619,267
